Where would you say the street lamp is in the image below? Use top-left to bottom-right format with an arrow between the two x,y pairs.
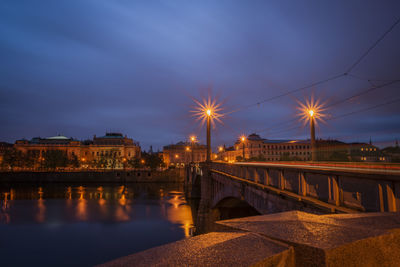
206,109 -> 211,162
240,135 -> 246,161
191,96 -> 224,163
190,136 -> 196,163
308,109 -> 317,161
298,97 -> 326,162
218,146 -> 223,160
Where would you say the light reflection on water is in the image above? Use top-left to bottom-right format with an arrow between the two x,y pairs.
0,183 -> 195,267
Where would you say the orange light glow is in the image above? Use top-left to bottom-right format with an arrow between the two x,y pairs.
240,135 -> 246,142
297,96 -> 326,125
185,147 -> 190,151
218,146 -> 223,152
191,96 -> 224,128
141,159 -> 145,164
190,136 -> 196,142
175,154 -> 179,158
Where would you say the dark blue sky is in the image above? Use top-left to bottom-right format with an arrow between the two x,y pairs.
1,0 -> 400,150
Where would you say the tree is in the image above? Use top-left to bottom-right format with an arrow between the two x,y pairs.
127,157 -> 141,169
42,150 -> 69,170
69,154 -> 80,169
1,148 -> 19,170
141,152 -> 164,170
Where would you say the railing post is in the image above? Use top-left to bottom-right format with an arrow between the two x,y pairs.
378,184 -> 385,212
386,183 -> 397,212
279,170 -> 285,190
265,169 -> 270,186
298,172 -> 307,196
254,168 -> 259,183
328,176 -> 340,206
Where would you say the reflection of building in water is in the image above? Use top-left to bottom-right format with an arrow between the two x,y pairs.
36,199 -> 46,223
76,186 -> 88,221
1,191 -> 11,224
165,193 -> 194,237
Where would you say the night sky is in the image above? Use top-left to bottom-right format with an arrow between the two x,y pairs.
1,1 -> 400,150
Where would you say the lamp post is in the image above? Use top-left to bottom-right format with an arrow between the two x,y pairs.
206,109 -> 211,162
241,136 -> 246,161
218,146 -> 223,160
309,109 -> 317,161
190,136 -> 196,163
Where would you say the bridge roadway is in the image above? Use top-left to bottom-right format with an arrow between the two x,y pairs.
232,161 -> 400,175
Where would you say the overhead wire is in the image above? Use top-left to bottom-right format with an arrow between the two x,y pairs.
265,97 -> 400,138
345,16 -> 400,73
225,15 -> 400,117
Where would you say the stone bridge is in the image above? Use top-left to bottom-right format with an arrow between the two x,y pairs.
186,161 -> 400,229
100,162 -> 400,266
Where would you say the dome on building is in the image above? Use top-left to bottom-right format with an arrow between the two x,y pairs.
46,135 -> 70,140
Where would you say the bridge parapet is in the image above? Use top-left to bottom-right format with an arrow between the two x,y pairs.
210,162 -> 400,213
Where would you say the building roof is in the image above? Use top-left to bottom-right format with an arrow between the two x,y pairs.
96,133 -> 124,139
46,135 -> 70,140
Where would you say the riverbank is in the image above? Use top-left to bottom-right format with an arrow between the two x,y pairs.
0,169 -> 185,183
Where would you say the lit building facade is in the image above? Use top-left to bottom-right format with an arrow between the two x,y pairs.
163,141 -> 207,168
218,133 -> 387,162
12,133 -> 141,169
219,134 -> 311,162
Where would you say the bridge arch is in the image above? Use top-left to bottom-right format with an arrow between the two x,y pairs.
212,197 -> 260,220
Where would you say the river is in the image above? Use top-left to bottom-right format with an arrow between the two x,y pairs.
0,183 -> 196,267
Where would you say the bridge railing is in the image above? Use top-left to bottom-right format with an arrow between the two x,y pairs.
210,162 -> 400,213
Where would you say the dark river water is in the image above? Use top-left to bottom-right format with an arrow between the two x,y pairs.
0,183 -> 196,267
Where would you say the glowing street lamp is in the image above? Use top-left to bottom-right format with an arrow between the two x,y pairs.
308,109 -> 317,161
240,135 -> 246,161
189,136 -> 196,163
298,97 -> 326,162
191,96 -> 223,163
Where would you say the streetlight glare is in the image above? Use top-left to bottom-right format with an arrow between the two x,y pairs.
190,136 -> 196,142
190,96 -> 224,128
240,136 -> 246,142
297,96 -> 326,126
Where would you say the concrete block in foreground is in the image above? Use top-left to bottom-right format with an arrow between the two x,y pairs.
98,232 -> 294,267
217,211 -> 400,267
